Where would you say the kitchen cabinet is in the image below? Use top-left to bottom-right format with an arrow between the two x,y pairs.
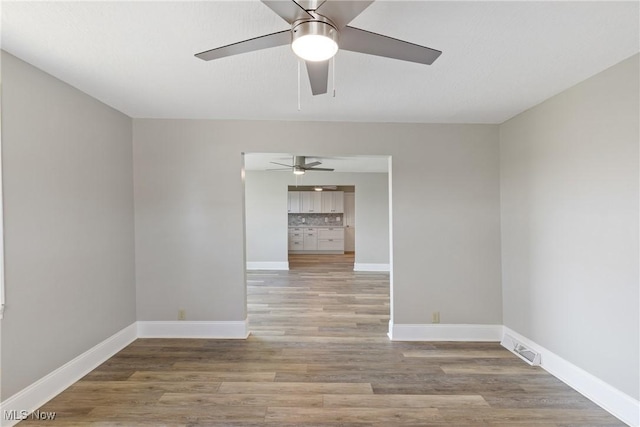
289,239 -> 304,250
288,227 -> 304,248
290,191 -> 342,213
288,191 -> 301,213
317,227 -> 344,251
289,226 -> 344,253
302,228 -> 318,250
321,191 -> 344,213
301,191 -> 322,213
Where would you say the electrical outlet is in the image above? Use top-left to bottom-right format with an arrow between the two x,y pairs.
178,309 -> 186,321
302,218 -> 306,223
432,311 -> 440,324
325,217 -> 328,223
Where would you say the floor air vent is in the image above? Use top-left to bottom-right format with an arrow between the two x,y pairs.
501,334 -> 541,366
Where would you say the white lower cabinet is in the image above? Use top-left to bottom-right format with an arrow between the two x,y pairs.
288,227 -> 303,250
317,239 -> 343,250
289,239 -> 304,250
318,227 -> 344,251
289,227 -> 344,253
318,228 -> 344,240
303,228 -> 318,250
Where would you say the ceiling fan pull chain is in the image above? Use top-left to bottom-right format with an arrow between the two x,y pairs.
332,56 -> 336,98
297,59 -> 301,111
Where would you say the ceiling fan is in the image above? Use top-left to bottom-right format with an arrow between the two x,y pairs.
195,0 -> 442,95
269,156 -> 334,174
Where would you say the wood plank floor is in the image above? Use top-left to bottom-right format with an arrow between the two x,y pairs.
19,254 -> 623,426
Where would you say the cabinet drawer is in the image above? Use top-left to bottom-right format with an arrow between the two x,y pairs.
317,239 -> 344,251
289,227 -> 303,232
303,229 -> 317,236
318,228 -> 344,239
288,231 -> 303,239
303,236 -> 317,250
289,240 -> 304,249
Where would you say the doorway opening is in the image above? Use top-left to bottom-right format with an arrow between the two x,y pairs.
242,153 -> 392,339
286,185 -> 355,271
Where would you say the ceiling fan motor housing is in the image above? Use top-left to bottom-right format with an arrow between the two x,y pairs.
291,17 -> 339,62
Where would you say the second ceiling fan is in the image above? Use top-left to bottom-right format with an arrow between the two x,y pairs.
195,0 -> 442,95
269,156 -> 334,174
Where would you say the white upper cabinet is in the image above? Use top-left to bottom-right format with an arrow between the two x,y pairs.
321,191 -> 344,213
288,191 -> 301,213
290,190 -> 344,213
301,191 -> 322,213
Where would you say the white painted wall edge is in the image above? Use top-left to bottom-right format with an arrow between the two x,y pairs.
137,320 -> 249,339
388,322 -> 503,342
246,262 -> 289,271
353,263 -> 390,272
0,322 -> 137,427
503,327 -> 639,427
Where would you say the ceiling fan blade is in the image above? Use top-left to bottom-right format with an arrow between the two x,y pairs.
294,0 -> 326,11
261,0 -> 314,24
315,1 -> 374,29
304,161 -> 322,167
270,161 -> 295,167
195,30 -> 290,61
306,167 -> 334,171
305,60 -> 329,95
340,26 -> 442,65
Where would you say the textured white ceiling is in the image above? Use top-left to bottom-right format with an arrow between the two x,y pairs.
2,1 -> 638,123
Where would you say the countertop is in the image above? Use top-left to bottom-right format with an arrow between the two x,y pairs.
288,225 -> 344,228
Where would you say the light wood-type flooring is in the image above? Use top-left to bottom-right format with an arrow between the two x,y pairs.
19,254 -> 623,426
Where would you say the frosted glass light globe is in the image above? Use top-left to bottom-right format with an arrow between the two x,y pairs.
292,34 -> 338,62
291,20 -> 339,62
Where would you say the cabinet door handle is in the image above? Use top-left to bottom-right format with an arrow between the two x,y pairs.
329,239 -> 333,242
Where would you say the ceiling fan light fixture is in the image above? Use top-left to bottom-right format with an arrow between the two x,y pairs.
291,20 -> 339,62
293,167 -> 305,175
314,186 -> 323,192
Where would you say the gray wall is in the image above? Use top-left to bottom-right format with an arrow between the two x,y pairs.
133,120 -> 502,325
0,52 -> 136,399
500,54 -> 639,399
244,170 -> 289,265
245,170 -> 389,266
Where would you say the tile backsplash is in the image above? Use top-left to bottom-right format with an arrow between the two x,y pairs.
289,213 -> 343,226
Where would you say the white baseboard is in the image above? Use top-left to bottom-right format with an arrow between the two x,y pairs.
502,327 -> 639,427
246,262 -> 289,270
3,320 -> 634,427
137,320 -> 249,339
389,322 -> 503,341
353,263 -> 390,272
0,322 -> 137,427
0,320 -> 248,426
